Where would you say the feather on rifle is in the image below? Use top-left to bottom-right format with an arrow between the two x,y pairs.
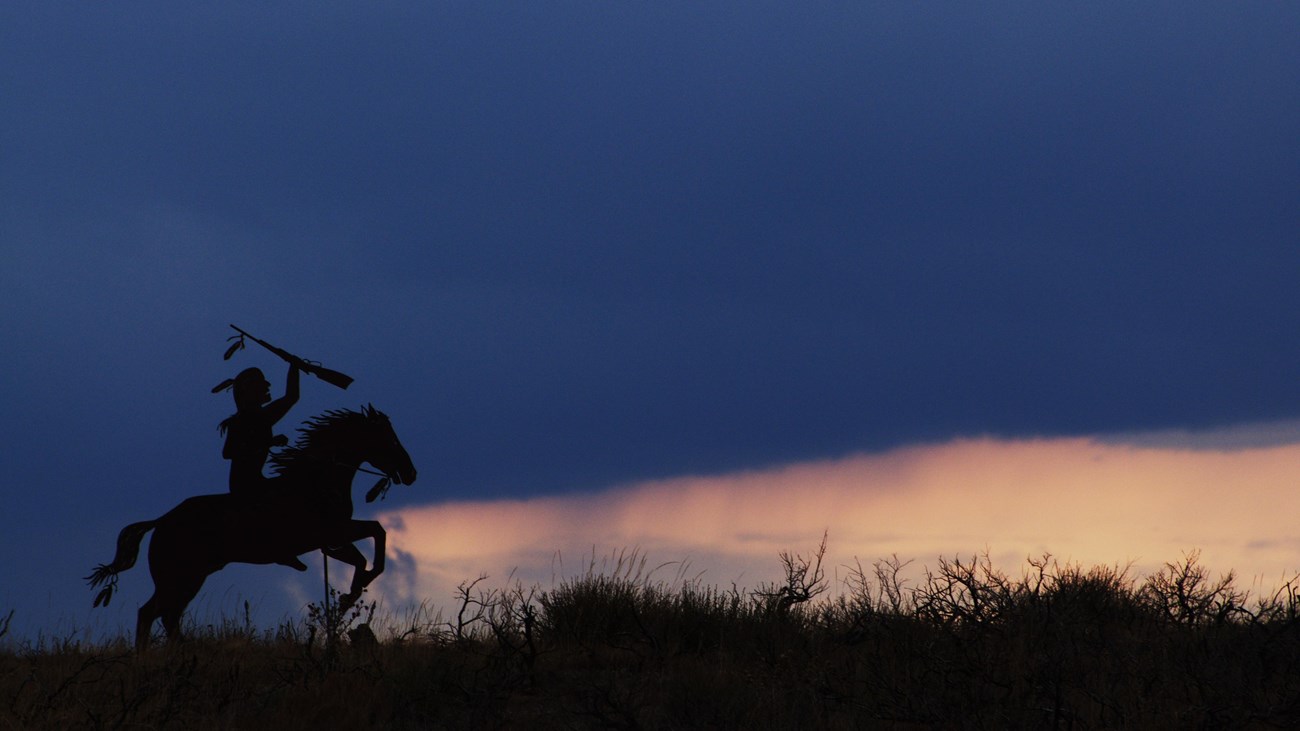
225,324 -> 354,390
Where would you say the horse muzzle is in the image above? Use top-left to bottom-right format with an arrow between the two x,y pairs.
392,465 -> 417,486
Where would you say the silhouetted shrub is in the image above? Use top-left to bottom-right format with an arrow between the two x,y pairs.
6,547 -> 1300,729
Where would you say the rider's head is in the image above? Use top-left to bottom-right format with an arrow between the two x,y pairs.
232,367 -> 272,410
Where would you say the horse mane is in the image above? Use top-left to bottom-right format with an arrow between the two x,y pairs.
269,405 -> 388,477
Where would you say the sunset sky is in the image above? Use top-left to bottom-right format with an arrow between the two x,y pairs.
3,3 -> 1299,642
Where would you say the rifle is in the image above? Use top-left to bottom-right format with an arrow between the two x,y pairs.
224,324 -> 354,390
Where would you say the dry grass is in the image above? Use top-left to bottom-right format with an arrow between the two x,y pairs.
6,545 -> 1300,729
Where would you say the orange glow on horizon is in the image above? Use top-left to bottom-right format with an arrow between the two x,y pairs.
373,433 -> 1300,609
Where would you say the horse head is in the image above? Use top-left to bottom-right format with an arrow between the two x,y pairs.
358,404 -> 418,487
270,405 -> 418,493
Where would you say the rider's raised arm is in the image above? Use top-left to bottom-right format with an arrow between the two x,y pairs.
265,361 -> 300,425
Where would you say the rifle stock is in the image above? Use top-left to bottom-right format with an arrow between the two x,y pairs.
304,363 -> 354,390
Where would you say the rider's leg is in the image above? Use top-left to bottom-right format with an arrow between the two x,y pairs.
233,474 -> 307,571
276,555 -> 308,571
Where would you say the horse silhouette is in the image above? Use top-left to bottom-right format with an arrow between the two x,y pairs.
87,405 -> 417,649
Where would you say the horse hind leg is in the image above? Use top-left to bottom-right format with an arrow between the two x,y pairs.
137,572 -> 208,649
158,574 -> 208,645
136,595 -> 161,651
135,588 -> 195,650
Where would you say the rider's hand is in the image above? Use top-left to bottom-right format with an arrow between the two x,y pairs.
271,434 -> 289,447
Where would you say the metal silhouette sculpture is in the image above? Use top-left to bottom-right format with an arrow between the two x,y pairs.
88,406 -> 416,649
87,328 -> 415,650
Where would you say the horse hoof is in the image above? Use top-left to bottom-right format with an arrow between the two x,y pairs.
338,593 -> 359,614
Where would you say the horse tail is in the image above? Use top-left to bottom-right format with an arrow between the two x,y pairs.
86,520 -> 158,608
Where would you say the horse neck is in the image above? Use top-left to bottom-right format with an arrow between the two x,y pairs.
273,417 -> 375,510
279,449 -> 359,493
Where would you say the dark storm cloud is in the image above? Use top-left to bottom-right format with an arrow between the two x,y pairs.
5,2 -> 1299,494
2,2 -> 1298,639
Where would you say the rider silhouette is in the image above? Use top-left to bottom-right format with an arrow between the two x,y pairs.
218,363 -> 309,571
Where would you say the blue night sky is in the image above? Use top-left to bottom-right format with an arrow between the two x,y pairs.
2,3 -> 1299,642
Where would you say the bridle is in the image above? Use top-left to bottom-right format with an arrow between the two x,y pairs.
275,448 -> 400,504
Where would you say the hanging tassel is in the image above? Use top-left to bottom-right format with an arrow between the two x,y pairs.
92,576 -> 117,608
365,477 -> 392,503
223,338 -> 245,360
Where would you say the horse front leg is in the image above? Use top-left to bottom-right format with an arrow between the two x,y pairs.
323,520 -> 386,615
